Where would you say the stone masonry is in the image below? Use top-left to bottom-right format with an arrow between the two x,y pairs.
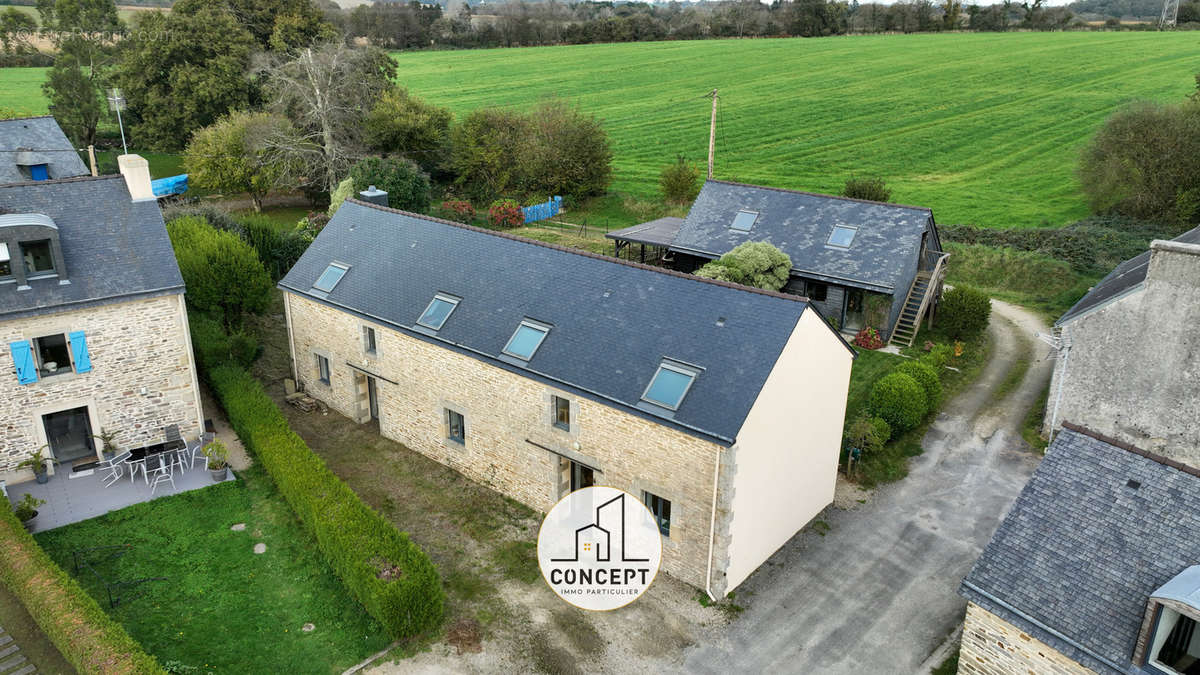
285,292 -> 726,588
958,602 -> 1097,675
0,293 -> 203,481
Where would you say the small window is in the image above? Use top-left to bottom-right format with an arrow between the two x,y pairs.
1151,608 -> 1200,673
827,225 -> 857,248
730,210 -> 758,232
552,395 -> 571,431
316,354 -> 331,385
417,294 -> 459,330
33,334 -> 71,377
313,263 -> 348,292
644,491 -> 672,537
446,409 -> 465,444
642,361 -> 698,411
806,281 -> 828,302
0,242 -> 10,278
363,326 -> 377,354
30,164 -> 48,181
503,320 -> 550,361
21,240 -> 55,276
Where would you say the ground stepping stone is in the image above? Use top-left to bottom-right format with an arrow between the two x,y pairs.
231,523 -> 246,531
253,543 -> 266,554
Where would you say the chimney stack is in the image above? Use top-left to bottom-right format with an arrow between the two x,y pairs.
117,154 -> 155,202
359,185 -> 389,208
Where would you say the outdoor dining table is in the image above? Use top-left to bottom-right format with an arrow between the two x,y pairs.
127,441 -> 186,484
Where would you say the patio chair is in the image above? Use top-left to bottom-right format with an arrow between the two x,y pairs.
189,432 -> 214,470
128,456 -> 147,485
98,452 -> 131,488
147,454 -> 175,495
164,424 -> 184,451
149,468 -> 176,496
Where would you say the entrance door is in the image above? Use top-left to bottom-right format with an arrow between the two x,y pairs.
42,406 -> 95,467
367,376 -> 379,421
570,461 -> 595,492
844,288 -> 866,332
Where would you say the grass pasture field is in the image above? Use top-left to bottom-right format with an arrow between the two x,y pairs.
391,32 -> 1198,228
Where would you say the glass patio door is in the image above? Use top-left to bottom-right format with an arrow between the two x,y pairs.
42,406 -> 95,466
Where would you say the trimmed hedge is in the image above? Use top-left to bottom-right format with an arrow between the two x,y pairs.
895,361 -> 943,411
207,365 -> 444,637
0,502 -> 164,674
867,372 -> 928,432
939,285 -> 992,340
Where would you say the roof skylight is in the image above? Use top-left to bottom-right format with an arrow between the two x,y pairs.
503,320 -> 550,361
313,263 -> 348,292
417,294 -> 460,330
642,361 -> 699,411
827,225 -> 858,248
730,210 -> 758,232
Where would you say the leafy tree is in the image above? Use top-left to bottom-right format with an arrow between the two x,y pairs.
694,241 -> 792,292
37,0 -> 122,147
174,0 -> 338,52
42,55 -> 106,146
166,216 -> 273,329
448,107 -> 529,202
842,176 -> 892,202
0,8 -> 37,56
519,100 -> 612,200
184,111 -> 298,213
364,87 -> 453,172
117,9 -> 256,150
348,156 -> 431,213
660,155 -> 701,205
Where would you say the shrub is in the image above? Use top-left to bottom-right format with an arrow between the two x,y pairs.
842,176 -> 892,203
166,216 -> 273,329
448,108 -> 528,203
845,416 -> 891,458
207,365 -> 444,638
921,343 -> 954,369
895,360 -> 943,411
487,199 -> 524,228
189,313 -> 258,370
327,177 -> 357,217
436,200 -> 475,224
939,285 -> 992,339
363,87 -> 453,172
867,372 -> 927,432
234,214 -> 314,281
349,157 -> 431,213
853,326 -> 884,350
0,501 -> 164,673
660,155 -> 701,204
693,241 -> 792,291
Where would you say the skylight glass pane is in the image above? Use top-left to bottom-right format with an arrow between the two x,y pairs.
504,322 -> 549,361
418,296 -> 459,330
730,211 -> 758,232
828,226 -> 857,248
313,264 -> 347,292
643,365 -> 696,410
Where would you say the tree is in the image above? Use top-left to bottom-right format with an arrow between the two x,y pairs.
166,216 -> 273,329
519,100 -> 612,200
348,156 -> 431,213
364,88 -> 453,172
184,112 -> 298,212
174,0 -> 338,52
448,107 -> 530,202
842,176 -> 892,202
37,0 -> 122,147
117,9 -> 256,150
0,8 -> 37,57
694,241 -> 792,292
660,155 -> 701,204
261,43 -> 398,193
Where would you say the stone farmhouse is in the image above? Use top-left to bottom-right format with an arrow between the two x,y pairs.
606,179 -> 948,347
0,116 -> 90,184
0,157 -> 204,484
279,195 -> 855,596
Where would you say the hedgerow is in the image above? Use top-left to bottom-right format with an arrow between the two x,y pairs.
206,365 -> 444,638
0,502 -> 164,674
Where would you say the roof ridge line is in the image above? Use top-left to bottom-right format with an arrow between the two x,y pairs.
706,178 -> 933,212
0,114 -> 55,123
0,174 -> 121,190
1061,421 -> 1200,479
345,199 -> 811,304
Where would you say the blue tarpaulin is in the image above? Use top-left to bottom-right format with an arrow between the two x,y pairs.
522,196 -> 562,224
151,174 -> 188,198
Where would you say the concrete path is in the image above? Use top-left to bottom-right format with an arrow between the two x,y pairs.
682,300 -> 1052,674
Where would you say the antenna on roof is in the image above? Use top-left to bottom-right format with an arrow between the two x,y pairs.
707,89 -> 718,179
107,88 -> 128,156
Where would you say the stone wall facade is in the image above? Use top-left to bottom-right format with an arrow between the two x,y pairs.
285,292 -> 726,588
0,293 -> 203,482
959,602 -> 1097,675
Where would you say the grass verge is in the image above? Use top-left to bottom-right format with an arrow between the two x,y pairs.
1021,381 -> 1051,454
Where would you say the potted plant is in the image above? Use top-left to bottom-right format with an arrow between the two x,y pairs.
14,493 -> 45,531
93,428 -> 119,461
202,440 -> 230,482
16,446 -> 57,484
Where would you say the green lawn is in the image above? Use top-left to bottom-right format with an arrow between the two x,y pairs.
34,472 -> 390,673
389,32 -> 1197,228
845,348 -> 904,423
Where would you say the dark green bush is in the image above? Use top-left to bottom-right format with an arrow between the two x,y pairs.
895,360 -> 942,411
845,415 -> 891,457
867,372 -> 927,432
206,365 -> 444,638
842,176 -> 892,202
189,313 -> 258,370
349,157 -> 432,213
0,502 -> 164,674
660,155 -> 701,205
939,285 -> 992,339
167,216 -> 273,329
234,214 -> 314,281
693,241 -> 792,291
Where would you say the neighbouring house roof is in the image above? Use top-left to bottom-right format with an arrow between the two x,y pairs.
0,116 -> 90,185
280,200 -> 846,445
960,424 -> 1200,675
605,216 -> 684,248
1057,225 -> 1200,326
0,175 -> 184,319
668,180 -> 935,293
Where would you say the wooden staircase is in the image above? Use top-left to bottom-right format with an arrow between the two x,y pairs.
889,252 -> 950,348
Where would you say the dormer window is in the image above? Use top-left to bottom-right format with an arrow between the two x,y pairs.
1148,607 -> 1200,673
503,320 -> 550,361
313,263 -> 348,292
730,210 -> 758,232
21,240 -> 55,276
642,361 -> 699,411
827,225 -> 858,248
18,163 -> 49,181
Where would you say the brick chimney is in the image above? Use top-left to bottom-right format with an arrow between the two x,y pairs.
117,154 -> 155,202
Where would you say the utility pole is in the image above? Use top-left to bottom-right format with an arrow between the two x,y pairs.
707,89 -> 718,179
1160,0 -> 1179,27
87,145 -> 98,176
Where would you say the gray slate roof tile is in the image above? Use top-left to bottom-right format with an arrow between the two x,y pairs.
0,116 -> 90,184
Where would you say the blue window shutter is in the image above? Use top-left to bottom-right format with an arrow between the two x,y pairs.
30,164 -> 48,181
9,341 -> 37,385
68,331 -> 92,373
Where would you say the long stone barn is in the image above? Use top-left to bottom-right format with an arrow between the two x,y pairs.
278,194 -> 855,597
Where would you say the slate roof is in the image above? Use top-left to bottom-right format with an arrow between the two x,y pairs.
605,217 -> 684,248
1057,225 -> 1200,325
960,425 -> 1200,674
0,116 -> 90,185
669,180 -> 936,293
280,200 -> 840,444
0,175 -> 184,319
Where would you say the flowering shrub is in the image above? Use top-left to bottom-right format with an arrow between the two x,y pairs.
438,200 -> 475,224
853,326 -> 884,350
487,199 -> 524,228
